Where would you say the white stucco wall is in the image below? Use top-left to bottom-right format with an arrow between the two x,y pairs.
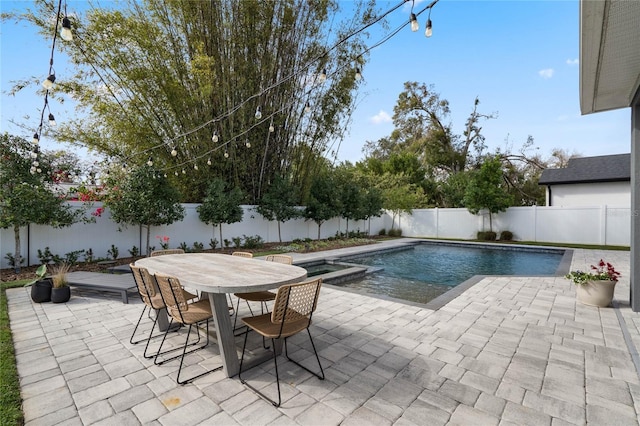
547,181 -> 630,207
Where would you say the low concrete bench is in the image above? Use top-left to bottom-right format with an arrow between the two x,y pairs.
66,271 -> 138,304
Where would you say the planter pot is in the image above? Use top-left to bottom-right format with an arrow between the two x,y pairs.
575,279 -> 616,307
51,286 -> 71,303
30,279 -> 52,303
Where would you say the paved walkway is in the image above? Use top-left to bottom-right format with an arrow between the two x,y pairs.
7,241 -> 640,425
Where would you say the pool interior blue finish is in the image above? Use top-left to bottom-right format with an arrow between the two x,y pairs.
331,244 -> 565,305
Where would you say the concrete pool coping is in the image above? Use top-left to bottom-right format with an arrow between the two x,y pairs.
290,238 -> 575,311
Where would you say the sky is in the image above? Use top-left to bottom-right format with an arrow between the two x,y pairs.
0,0 -> 633,166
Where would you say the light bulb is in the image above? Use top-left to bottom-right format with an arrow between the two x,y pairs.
269,124 -> 275,133
36,167 -> 42,173
181,169 -> 186,174
224,151 -> 229,158
194,164 -> 198,170
32,133 -> 40,144
33,161 -> 39,167
42,74 -> 56,90
207,158 -> 212,166
164,173 -> 167,178
175,171 -> 179,176
319,69 -> 327,82
30,151 -> 38,159
255,106 -> 262,120
48,113 -> 56,126
212,132 -> 219,143
245,141 -> 251,148
30,167 -> 36,174
171,148 -> 177,156
355,68 -> 362,81
410,13 -> 419,32
121,164 -> 127,171
61,17 -> 73,41
304,102 -> 311,113
147,157 -> 153,166
425,19 -> 432,37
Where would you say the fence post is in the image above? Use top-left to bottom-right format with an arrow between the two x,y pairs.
601,205 -> 608,245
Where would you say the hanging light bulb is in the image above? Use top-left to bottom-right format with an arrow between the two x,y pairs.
30,167 -> 36,174
425,19 -> 433,37
182,169 -> 186,174
224,150 -> 229,158
36,167 -> 42,173
410,13 -> 419,32
121,163 -> 127,171
171,147 -> 177,156
319,69 -> 327,82
42,73 -> 56,90
245,141 -> 251,148
32,133 -> 40,144
212,131 -> 219,143
164,173 -> 167,178
33,160 -> 39,167
194,164 -> 198,170
207,158 -> 212,166
60,16 -> 73,41
304,102 -> 311,113
147,157 -> 153,166
254,106 -> 262,120
174,170 -> 179,176
48,113 -> 56,126
30,150 -> 38,159
269,123 -> 275,133
355,68 -> 362,81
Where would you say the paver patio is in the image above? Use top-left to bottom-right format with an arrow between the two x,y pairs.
6,241 -> 640,425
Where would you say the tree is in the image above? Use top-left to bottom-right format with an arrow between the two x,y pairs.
0,134 -> 80,271
255,175 -> 300,243
197,178 -> 244,244
377,173 -> 426,231
304,173 -> 341,239
463,156 -> 513,233
104,165 -> 185,255
11,0 -> 375,202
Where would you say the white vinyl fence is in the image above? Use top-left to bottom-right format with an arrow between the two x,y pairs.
0,203 -> 630,269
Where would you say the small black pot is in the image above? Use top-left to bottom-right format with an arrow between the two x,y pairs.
51,286 -> 71,303
30,279 -> 53,303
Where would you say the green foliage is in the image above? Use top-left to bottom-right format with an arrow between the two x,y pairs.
499,231 -> 514,241
565,259 -> 620,284
0,134 -> 83,271
85,248 -> 94,263
209,238 -> 218,250
378,228 -> 386,236
304,173 -> 342,239
464,156 -> 513,232
23,264 -> 47,287
64,249 -> 86,266
256,175 -> 301,243
242,235 -> 265,249
107,245 -> 119,260
477,231 -> 497,241
104,165 -> 185,255
232,237 -> 242,248
178,242 -> 190,252
192,242 -> 204,252
37,247 -> 60,265
388,228 -> 403,237
128,246 -> 140,257
3,253 -> 24,269
197,178 -> 244,244
0,280 -> 24,425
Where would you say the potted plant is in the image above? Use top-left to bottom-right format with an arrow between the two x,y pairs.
24,264 -> 52,303
565,259 -> 621,307
50,263 -> 72,303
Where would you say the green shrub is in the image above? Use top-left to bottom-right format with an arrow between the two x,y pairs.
388,228 -> 403,237
107,245 -> 119,260
378,228 -> 386,236
192,242 -> 204,252
232,237 -> 242,248
209,238 -> 218,250
243,235 -> 265,249
499,231 -> 513,241
477,231 -> 497,241
128,246 -> 139,257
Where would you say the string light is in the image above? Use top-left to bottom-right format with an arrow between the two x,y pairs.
32,133 -> 40,144
224,150 -> 229,158
42,73 -> 56,90
319,69 -> 327,82
410,13 -> 419,32
269,122 -> 275,133
304,102 -> 311,113
425,8 -> 433,37
245,140 -> 251,148
193,164 -> 198,170
254,106 -> 262,120
212,130 -> 219,143
171,147 -> 178,156
355,67 -> 362,81
147,156 -> 153,166
207,158 -> 212,166
48,113 -> 56,126
60,16 -> 73,41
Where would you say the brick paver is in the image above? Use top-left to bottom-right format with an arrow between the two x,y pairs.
7,242 -> 640,425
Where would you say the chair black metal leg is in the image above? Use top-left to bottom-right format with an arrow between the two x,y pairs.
239,332 -> 281,407
176,320 -> 222,385
130,305 -> 149,344
284,329 -> 325,380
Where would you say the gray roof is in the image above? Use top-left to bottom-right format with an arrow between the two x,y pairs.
538,153 -> 630,185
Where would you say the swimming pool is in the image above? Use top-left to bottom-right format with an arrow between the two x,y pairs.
330,243 -> 566,305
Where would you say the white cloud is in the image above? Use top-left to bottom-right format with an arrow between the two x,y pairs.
566,58 -> 579,66
370,110 -> 392,124
538,68 -> 554,79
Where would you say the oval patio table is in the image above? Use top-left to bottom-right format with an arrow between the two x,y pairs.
135,253 -> 307,377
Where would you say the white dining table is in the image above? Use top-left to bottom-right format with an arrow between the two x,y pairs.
135,253 -> 307,377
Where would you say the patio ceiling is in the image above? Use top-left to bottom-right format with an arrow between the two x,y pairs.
580,0 -> 640,114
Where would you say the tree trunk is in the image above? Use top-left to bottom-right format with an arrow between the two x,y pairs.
345,219 -> 349,238
219,224 -> 223,247
14,225 -> 21,273
145,225 -> 151,255
317,222 -> 322,240
278,221 -> 282,243
489,213 -> 493,233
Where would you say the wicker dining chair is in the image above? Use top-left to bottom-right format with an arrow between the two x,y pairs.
154,273 -> 222,384
129,264 -> 197,359
232,254 -> 293,332
150,248 -> 185,257
238,278 -> 324,407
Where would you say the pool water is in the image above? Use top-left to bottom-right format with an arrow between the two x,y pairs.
337,244 -> 564,305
